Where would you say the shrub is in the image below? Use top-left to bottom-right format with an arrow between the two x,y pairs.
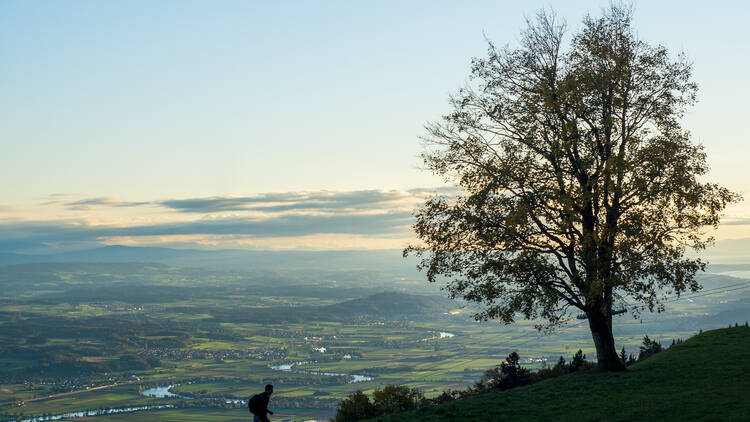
568,349 -> 589,373
476,352 -> 532,391
532,350 -> 593,383
638,335 -> 662,361
333,390 -> 375,422
627,354 -> 636,366
372,385 -> 425,414
531,361 -> 567,383
333,385 -> 424,421
431,389 -> 464,404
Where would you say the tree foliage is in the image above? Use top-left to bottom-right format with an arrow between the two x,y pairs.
568,349 -> 587,372
333,385 -> 424,422
476,351 -> 532,391
333,390 -> 376,422
372,385 -> 425,414
405,5 -> 739,370
638,335 -> 663,361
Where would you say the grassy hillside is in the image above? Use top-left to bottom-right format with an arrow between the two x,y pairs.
371,326 -> 750,422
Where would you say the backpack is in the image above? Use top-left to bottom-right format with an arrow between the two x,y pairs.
248,394 -> 261,414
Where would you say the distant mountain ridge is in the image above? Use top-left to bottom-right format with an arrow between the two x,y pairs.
0,245 -> 418,273
3,240 -> 747,273
205,292 -> 458,324
323,292 -> 456,316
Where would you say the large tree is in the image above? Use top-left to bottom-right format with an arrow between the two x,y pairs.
405,6 -> 739,371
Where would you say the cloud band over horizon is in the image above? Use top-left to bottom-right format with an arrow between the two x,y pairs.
2,186 -> 746,254
0,189 -> 458,253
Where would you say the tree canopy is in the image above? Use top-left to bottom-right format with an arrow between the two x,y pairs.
405,5 -> 739,371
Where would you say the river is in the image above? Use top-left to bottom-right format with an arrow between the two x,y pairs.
141,384 -> 243,403
4,405 -> 175,422
269,361 -> 374,382
141,385 -> 185,398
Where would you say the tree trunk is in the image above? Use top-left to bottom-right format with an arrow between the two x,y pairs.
586,307 -> 625,371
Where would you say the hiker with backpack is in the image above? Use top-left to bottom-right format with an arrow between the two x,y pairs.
249,384 -> 274,422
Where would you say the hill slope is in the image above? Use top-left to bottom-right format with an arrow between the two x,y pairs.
0,245 -> 418,272
204,292 -> 456,324
323,292 -> 455,316
372,327 -> 750,422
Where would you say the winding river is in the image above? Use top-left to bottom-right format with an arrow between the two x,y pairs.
4,385 -> 236,422
141,384 -> 243,403
5,405 -> 175,422
270,361 -> 374,383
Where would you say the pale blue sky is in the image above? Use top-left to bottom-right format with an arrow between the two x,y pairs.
0,1 -> 748,251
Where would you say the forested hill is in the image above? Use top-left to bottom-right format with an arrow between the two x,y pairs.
371,327 -> 750,422
323,292 -> 455,317
0,245 -> 418,273
208,292 -> 457,323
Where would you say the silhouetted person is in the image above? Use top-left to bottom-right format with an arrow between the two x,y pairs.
249,384 -> 274,422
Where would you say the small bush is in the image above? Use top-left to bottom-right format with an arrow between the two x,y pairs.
532,355 -> 566,383
502,350 -> 594,388
333,390 -> 376,422
568,349 -> 589,373
333,385 -> 424,421
373,385 -> 425,414
431,389 -> 464,404
476,352 -> 532,391
638,335 -> 662,361
670,338 -> 684,347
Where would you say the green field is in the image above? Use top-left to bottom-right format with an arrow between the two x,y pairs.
372,327 -> 750,421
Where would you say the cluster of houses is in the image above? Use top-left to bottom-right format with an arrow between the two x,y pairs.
137,346 -> 287,361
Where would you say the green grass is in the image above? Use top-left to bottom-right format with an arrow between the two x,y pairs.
371,327 -> 750,422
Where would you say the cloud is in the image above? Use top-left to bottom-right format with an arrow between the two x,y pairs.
158,190 -> 413,214
12,188 -> 464,252
407,186 -> 459,196
0,211 -> 414,253
38,193 -> 74,206
64,197 -> 152,211
52,188 -> 460,214
122,212 -> 413,237
721,217 -> 750,226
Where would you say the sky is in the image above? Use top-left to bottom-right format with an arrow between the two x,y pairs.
0,0 -> 748,253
